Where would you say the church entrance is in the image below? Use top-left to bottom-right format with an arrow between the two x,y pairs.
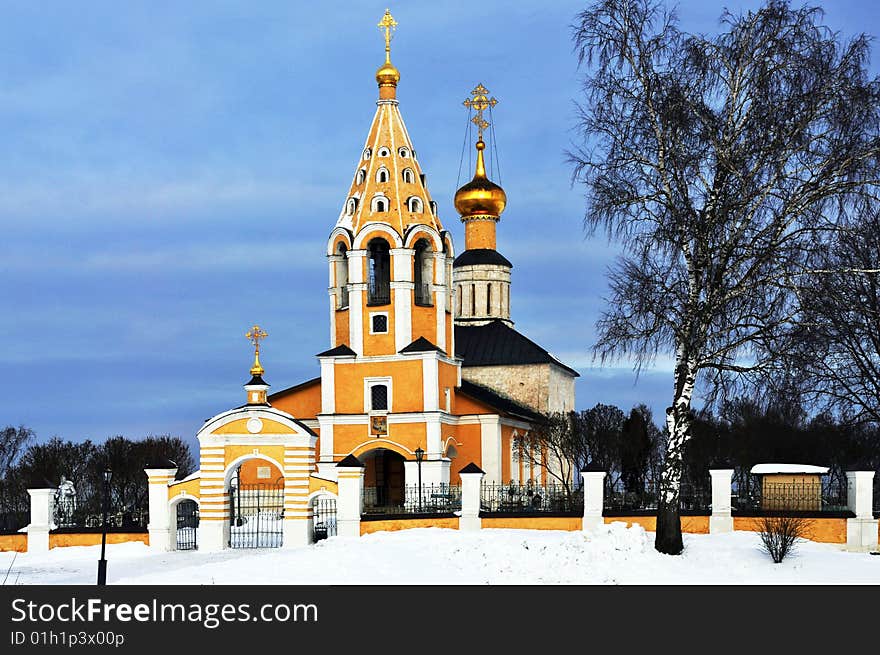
362,448 -> 406,512
228,466 -> 284,548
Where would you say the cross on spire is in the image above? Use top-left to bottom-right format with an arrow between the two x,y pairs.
463,83 -> 498,140
246,325 -> 268,376
378,9 -> 398,64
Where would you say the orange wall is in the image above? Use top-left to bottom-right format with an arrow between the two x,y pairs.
334,360 -> 424,413
449,423 -> 482,484
0,534 -> 27,552
482,516 -> 582,531
49,533 -> 149,548
501,425 -> 512,482
335,309 -> 350,349
361,517 -> 459,534
411,305 -> 436,345
439,361 -> 457,412
271,379 -> 322,420
465,220 -> 497,250
237,459 -> 283,485
604,516 -> 710,534
363,297 -> 396,356
733,516 -> 847,544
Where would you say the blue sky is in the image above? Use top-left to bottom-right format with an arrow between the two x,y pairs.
2,1 -> 878,449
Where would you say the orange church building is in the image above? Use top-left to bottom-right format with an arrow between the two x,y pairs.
150,11 -> 579,552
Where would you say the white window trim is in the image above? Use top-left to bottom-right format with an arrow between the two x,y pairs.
398,146 -> 410,158
363,148 -> 372,160
356,169 -> 366,184
402,168 -> 414,184
371,195 -> 389,213
364,376 -> 393,414
408,197 -> 423,213
378,147 -> 391,157
369,311 -> 390,335
376,166 -> 390,183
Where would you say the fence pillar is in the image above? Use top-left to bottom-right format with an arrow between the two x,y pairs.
709,469 -> 734,534
459,463 -> 484,532
336,455 -> 364,538
581,467 -> 606,532
845,470 -> 878,551
25,483 -> 56,553
144,462 -> 178,551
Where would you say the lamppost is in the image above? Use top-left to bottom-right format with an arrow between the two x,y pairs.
415,447 -> 425,512
97,468 -> 112,586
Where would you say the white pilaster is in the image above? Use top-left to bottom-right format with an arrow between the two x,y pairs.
319,359 -> 335,414
422,355 -> 439,412
845,470 -> 878,551
349,284 -> 365,356
283,517 -> 313,548
336,462 -> 365,538
426,415 -> 442,459
709,469 -> 734,534
581,470 -> 606,532
392,282 -> 413,350
198,519 -> 228,553
460,465 -> 485,532
144,467 -> 177,551
404,458 -> 450,487
479,415 -> 503,483
317,415 -> 335,466
25,487 -> 56,553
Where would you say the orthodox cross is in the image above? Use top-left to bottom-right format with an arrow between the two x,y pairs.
246,325 -> 268,357
378,9 -> 398,63
463,83 -> 498,140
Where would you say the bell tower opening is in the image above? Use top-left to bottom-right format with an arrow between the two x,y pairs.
367,238 -> 391,306
413,238 -> 433,306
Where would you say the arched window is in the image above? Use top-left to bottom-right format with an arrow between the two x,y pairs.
430,201 -> 438,216
346,198 -> 358,216
371,196 -> 388,213
336,243 -> 349,308
402,168 -> 415,184
398,146 -> 410,158
378,147 -> 390,157
356,169 -> 366,185
367,238 -> 391,305
413,238 -> 433,306
407,197 -> 423,213
363,148 -> 372,160
486,283 -> 492,314
376,167 -> 389,183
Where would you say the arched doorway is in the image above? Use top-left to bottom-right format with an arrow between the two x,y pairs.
175,499 -> 199,551
228,459 -> 284,548
361,448 -> 406,511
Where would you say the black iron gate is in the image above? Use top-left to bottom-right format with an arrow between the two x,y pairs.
229,475 -> 284,548
312,497 -> 337,541
176,500 -> 199,550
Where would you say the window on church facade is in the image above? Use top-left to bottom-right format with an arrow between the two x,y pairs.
402,168 -> 414,184
371,313 -> 388,333
371,384 -> 388,411
376,168 -> 389,183
336,243 -> 349,309
413,238 -> 433,306
371,197 -> 388,212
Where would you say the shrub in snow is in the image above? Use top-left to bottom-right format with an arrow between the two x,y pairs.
757,515 -> 811,564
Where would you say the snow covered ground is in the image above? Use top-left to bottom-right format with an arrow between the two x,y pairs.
1,523 -> 877,585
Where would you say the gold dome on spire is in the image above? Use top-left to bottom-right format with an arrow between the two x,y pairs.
376,9 -> 400,89
454,139 -> 507,218
455,84 -> 506,218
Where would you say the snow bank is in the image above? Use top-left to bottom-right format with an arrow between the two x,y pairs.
0,523 -> 876,585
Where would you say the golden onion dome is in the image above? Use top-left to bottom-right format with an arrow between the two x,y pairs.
454,140 -> 507,218
376,60 -> 400,87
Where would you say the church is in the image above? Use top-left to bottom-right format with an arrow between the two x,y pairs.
153,11 -> 579,552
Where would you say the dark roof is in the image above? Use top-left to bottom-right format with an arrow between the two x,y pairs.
336,454 -> 363,468
316,344 -> 357,357
580,461 -> 606,473
399,336 -> 446,355
458,379 -> 541,421
454,320 -> 580,376
27,476 -> 57,489
459,462 -> 485,475
245,375 -> 269,387
268,376 -> 321,401
453,248 -> 512,269
146,456 -> 178,470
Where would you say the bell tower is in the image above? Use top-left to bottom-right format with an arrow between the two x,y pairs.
453,84 -> 512,326
325,9 -> 454,357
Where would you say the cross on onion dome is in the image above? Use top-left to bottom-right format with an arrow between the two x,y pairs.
463,83 -> 498,139
245,325 -> 268,376
378,9 -> 398,61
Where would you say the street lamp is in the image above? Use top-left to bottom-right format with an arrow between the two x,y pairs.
97,468 -> 112,586
414,447 -> 425,512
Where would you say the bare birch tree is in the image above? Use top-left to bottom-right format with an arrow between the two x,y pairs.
569,0 -> 880,553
